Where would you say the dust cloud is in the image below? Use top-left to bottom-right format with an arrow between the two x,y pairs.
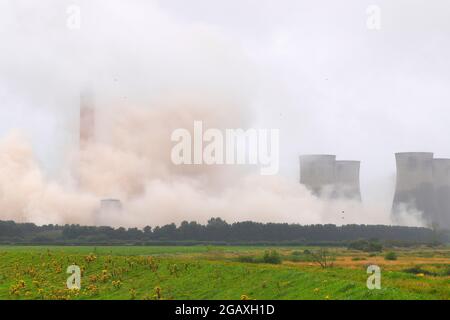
0,1 -> 427,228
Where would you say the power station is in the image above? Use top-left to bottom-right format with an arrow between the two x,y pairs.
299,155 -> 336,196
392,152 -> 435,225
390,152 -> 450,230
299,155 -> 362,200
298,151 -> 450,229
432,159 -> 450,228
78,90 -> 450,229
79,90 -> 122,223
335,160 -> 362,200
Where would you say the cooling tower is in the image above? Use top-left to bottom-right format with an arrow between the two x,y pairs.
80,91 -> 95,147
96,199 -> 123,225
100,199 -> 122,213
392,152 -> 435,225
335,160 -> 362,200
432,159 -> 450,229
299,155 -> 336,196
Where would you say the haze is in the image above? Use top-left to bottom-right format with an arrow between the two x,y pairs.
0,0 -> 449,227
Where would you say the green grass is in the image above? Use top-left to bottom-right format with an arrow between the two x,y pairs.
0,246 -> 448,300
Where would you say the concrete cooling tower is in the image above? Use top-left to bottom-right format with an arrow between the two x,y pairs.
432,159 -> 450,229
96,199 -> 123,225
299,155 -> 336,196
392,152 -> 436,226
335,160 -> 362,200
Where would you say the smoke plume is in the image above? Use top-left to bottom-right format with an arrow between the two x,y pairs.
0,0 -> 432,227
0,104 -> 423,227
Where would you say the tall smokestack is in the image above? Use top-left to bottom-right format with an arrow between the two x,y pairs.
392,152 -> 435,226
432,159 -> 450,229
80,90 -> 95,148
299,155 -> 336,197
335,160 -> 362,200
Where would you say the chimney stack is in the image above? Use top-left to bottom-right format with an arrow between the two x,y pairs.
80,90 -> 95,148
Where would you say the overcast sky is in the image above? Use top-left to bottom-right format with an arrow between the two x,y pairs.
1,0 -> 450,209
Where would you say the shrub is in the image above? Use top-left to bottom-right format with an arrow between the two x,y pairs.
351,257 -> 366,261
262,250 -> 282,264
402,266 -> 435,276
286,250 -> 315,262
236,250 -> 282,264
236,255 -> 256,263
348,240 -> 383,252
304,249 -> 335,268
384,251 -> 398,261
444,266 -> 450,276
288,256 -> 301,262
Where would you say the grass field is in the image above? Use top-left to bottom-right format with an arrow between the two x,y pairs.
0,245 -> 449,300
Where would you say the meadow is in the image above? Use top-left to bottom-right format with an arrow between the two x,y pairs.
0,245 -> 448,300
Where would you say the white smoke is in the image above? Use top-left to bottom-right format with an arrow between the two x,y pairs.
0,105 -> 421,228
0,0 -> 430,227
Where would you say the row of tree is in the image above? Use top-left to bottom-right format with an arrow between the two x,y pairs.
1,218 -> 448,245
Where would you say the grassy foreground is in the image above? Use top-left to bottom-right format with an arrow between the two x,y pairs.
0,245 -> 448,300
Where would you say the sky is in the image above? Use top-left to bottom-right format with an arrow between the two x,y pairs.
0,0 -> 449,226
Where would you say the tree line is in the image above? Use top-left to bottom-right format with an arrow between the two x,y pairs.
0,218 -> 448,245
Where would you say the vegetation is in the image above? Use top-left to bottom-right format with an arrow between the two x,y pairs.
262,250 -> 283,264
384,252 -> 398,261
236,250 -> 282,264
402,265 -> 450,277
1,218 -> 448,245
0,245 -> 448,300
347,239 -> 383,252
305,249 -> 335,269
